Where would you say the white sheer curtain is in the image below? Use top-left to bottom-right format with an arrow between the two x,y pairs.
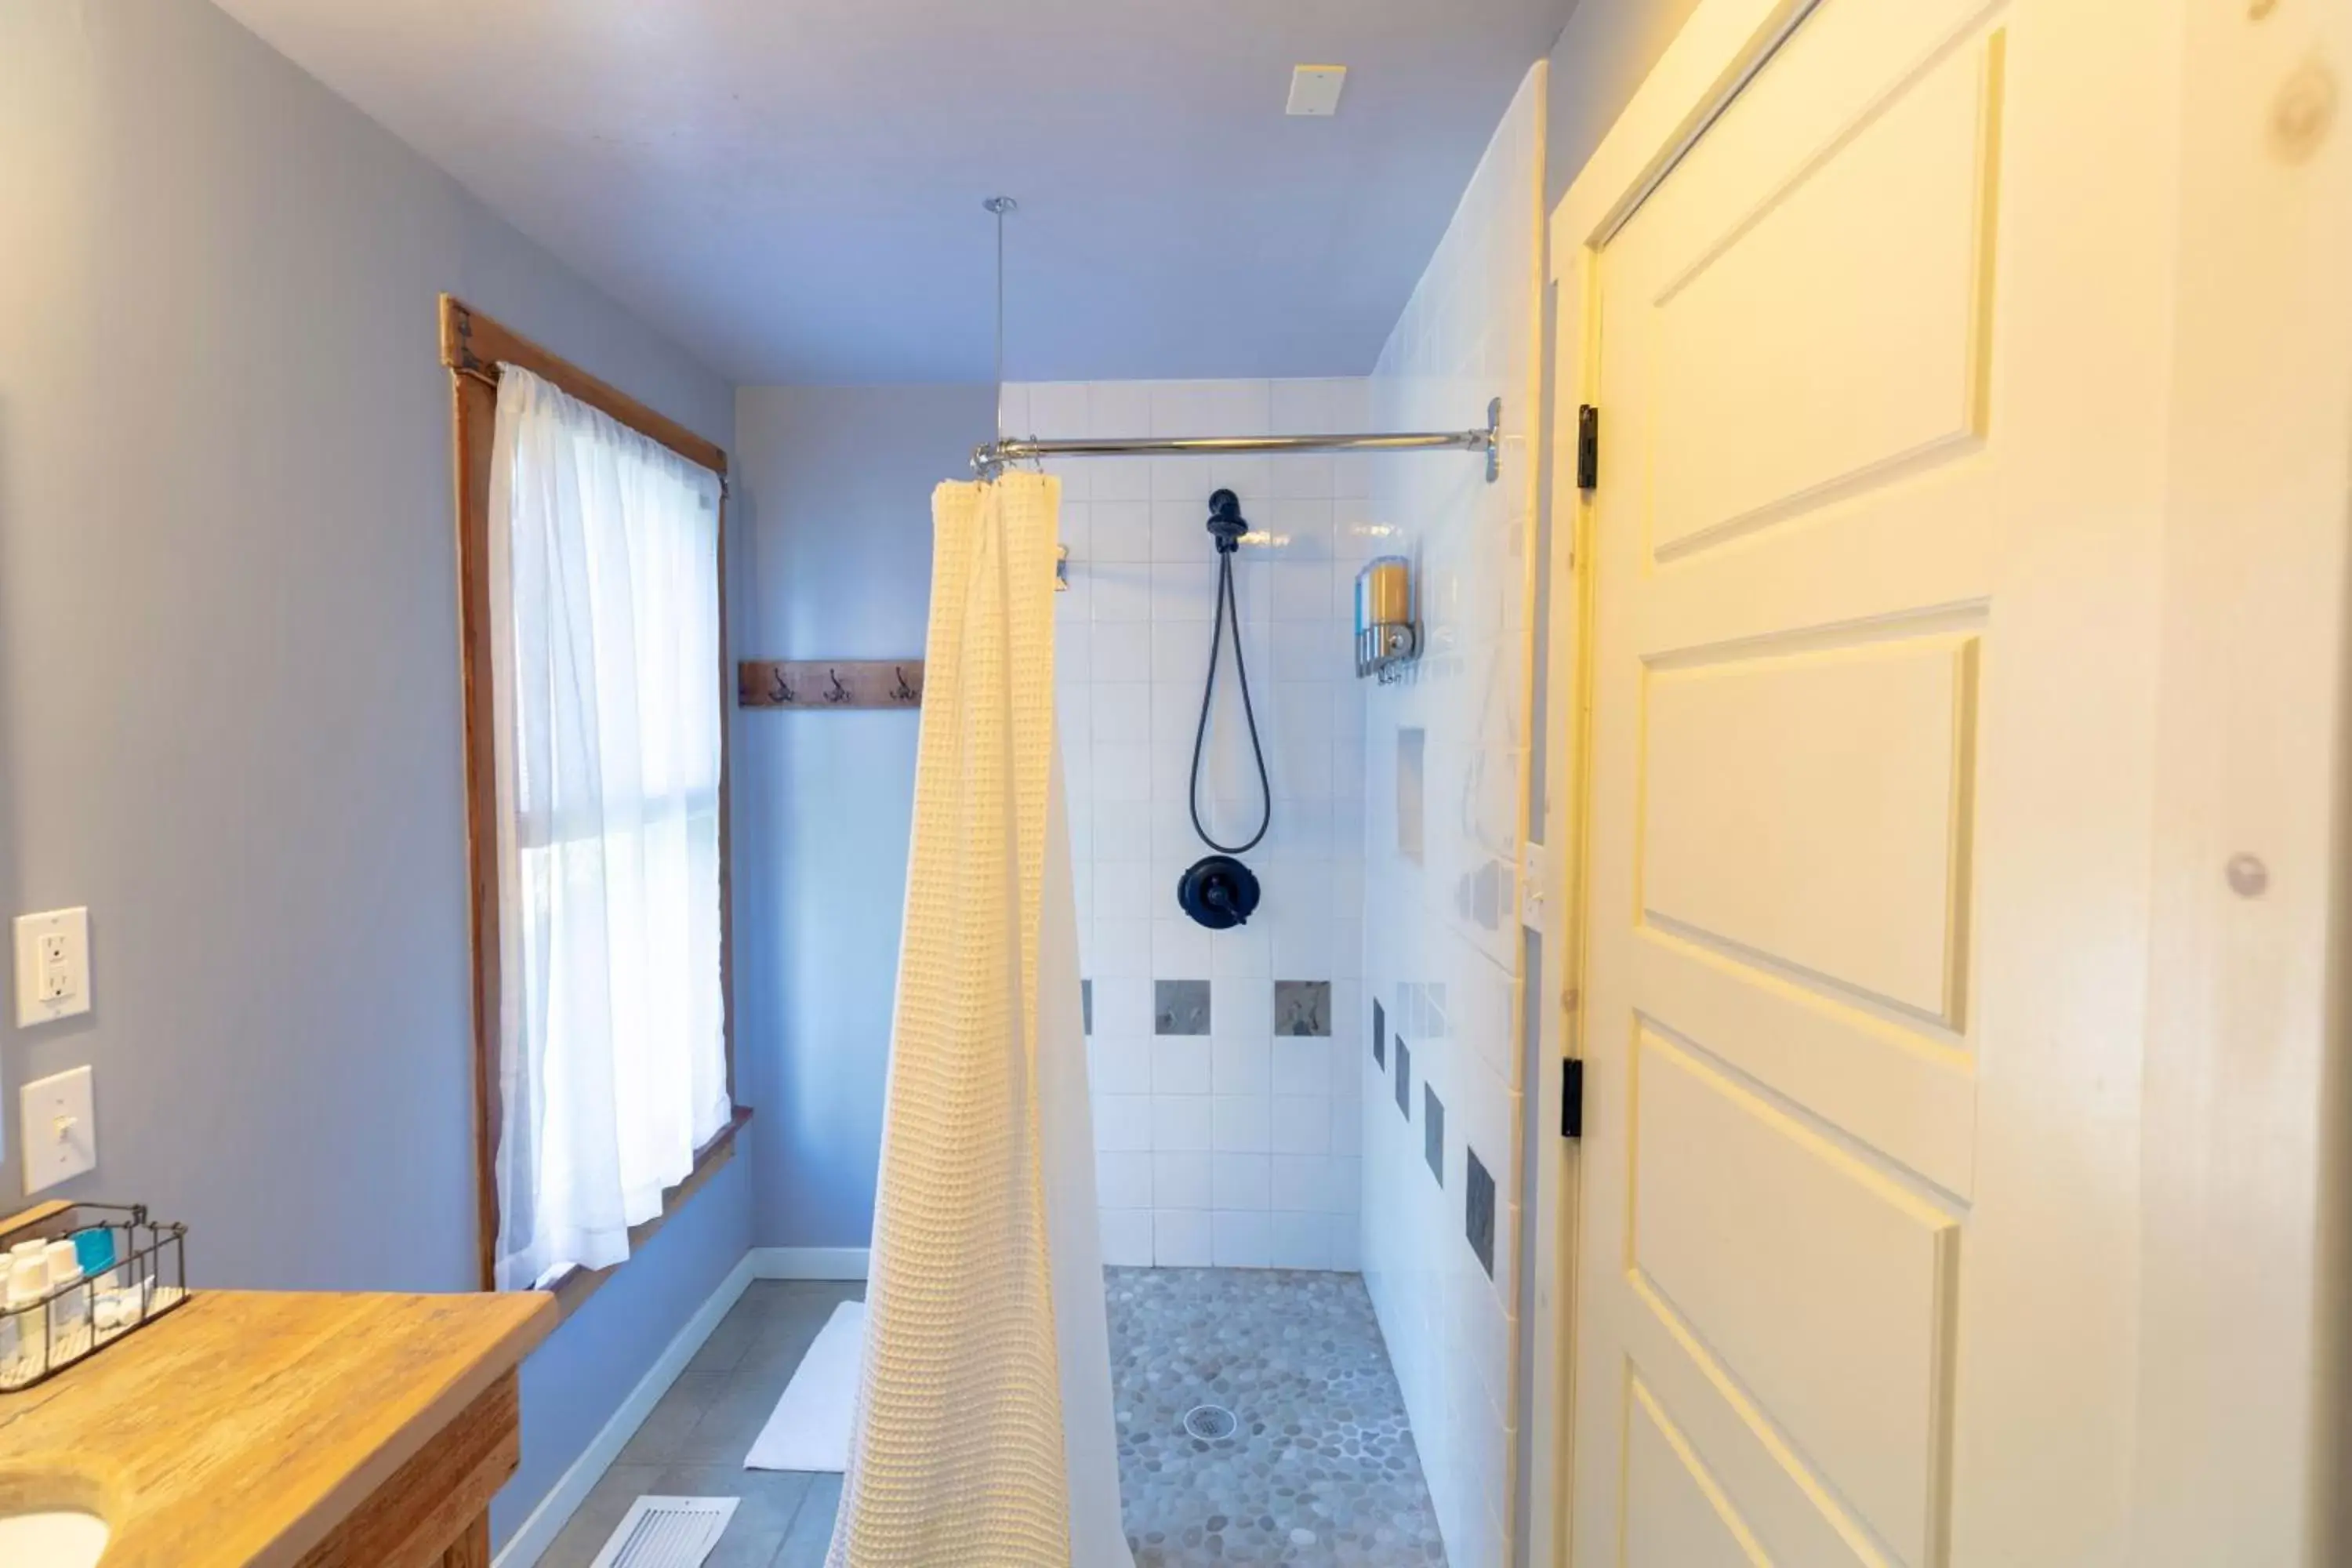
488,363 -> 731,1292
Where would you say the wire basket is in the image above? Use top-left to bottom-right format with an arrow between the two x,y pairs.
0,1202 -> 188,1392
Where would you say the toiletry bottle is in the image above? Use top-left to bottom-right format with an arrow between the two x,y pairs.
71,1227 -> 114,1281
43,1239 -> 86,1361
4,1249 -> 50,1385
74,1228 -> 122,1335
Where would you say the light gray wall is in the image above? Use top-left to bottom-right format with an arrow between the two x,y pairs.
0,0 -> 747,1547
730,384 -> 994,1247
1544,0 -> 1708,205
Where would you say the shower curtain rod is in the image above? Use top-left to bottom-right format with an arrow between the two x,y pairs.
972,397 -> 1501,484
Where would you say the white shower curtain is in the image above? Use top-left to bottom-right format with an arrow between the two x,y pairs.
830,474 -> 1132,1568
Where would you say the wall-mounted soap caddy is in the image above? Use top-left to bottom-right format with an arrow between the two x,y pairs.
0,1200 -> 188,1392
1354,556 -> 1419,683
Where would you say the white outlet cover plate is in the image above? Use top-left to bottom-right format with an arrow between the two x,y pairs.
20,1065 -> 96,1195
15,908 -> 91,1027
1285,64 -> 1346,117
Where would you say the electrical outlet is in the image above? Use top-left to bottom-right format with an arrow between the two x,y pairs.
20,1065 -> 96,1194
37,935 -> 67,1000
14,908 -> 90,1026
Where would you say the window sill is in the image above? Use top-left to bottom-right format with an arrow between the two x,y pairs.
544,1105 -> 753,1323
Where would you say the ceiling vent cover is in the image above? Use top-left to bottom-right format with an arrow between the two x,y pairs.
589,1496 -> 741,1568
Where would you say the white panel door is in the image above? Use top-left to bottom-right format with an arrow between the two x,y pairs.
1564,0 -> 2190,1563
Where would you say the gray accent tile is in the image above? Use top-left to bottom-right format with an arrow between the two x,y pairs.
1471,856 -> 1507,931
1423,1087 -> 1444,1187
1083,978 -> 1094,1035
1394,1038 -> 1412,1120
1155,978 -> 1210,1036
1371,996 -> 1385,1067
1466,1147 -> 1496,1279
1274,979 -> 1331,1036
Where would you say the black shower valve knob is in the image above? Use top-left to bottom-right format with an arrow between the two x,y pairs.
1177,855 -> 1261,931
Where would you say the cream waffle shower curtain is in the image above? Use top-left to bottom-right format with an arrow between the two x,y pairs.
830,473 -> 1132,1568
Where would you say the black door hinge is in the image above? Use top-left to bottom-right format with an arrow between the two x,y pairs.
1575,405 -> 1599,492
1560,1059 -> 1585,1139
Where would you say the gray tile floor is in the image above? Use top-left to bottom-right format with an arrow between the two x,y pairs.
541,1279 -> 860,1568
540,1269 -> 1445,1567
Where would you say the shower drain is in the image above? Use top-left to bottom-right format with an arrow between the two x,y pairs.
1181,1403 -> 1240,1442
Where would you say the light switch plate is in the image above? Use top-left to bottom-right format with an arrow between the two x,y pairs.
20,1065 -> 96,1194
1285,64 -> 1347,117
14,907 -> 91,1027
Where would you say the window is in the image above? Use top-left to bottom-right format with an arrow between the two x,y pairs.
442,297 -> 744,1298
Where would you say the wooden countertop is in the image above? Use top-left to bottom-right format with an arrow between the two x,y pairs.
0,1287 -> 556,1567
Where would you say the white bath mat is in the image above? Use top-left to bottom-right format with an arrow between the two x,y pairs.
588,1496 -> 738,1568
745,1299 -> 865,1472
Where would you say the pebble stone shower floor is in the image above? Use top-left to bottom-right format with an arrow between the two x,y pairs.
540,1269 -> 1447,1566
1108,1267 -> 1450,1566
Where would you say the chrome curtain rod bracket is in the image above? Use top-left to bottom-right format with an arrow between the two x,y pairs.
984,196 -> 1015,448
971,397 -> 1503,485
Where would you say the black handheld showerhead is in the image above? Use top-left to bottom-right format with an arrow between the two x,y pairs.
1186,488 -> 1272,866
1206,488 -> 1248,554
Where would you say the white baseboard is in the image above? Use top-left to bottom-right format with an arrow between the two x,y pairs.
750,1245 -> 871,1279
495,1252 -> 757,1568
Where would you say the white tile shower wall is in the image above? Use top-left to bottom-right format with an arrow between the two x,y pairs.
1005,377 -> 1374,1274
1359,63 -> 1546,1568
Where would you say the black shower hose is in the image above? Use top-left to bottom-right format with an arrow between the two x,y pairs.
1189,541 -> 1273,855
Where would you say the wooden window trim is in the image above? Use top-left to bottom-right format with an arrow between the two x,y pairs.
441,295 -> 746,1303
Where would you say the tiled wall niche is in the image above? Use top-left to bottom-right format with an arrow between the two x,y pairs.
1006,378 -> 1374,1272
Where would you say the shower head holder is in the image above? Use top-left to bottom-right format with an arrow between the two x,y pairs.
1206,488 -> 1248,554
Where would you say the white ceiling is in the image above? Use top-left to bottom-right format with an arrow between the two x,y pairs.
210,0 -> 1570,385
